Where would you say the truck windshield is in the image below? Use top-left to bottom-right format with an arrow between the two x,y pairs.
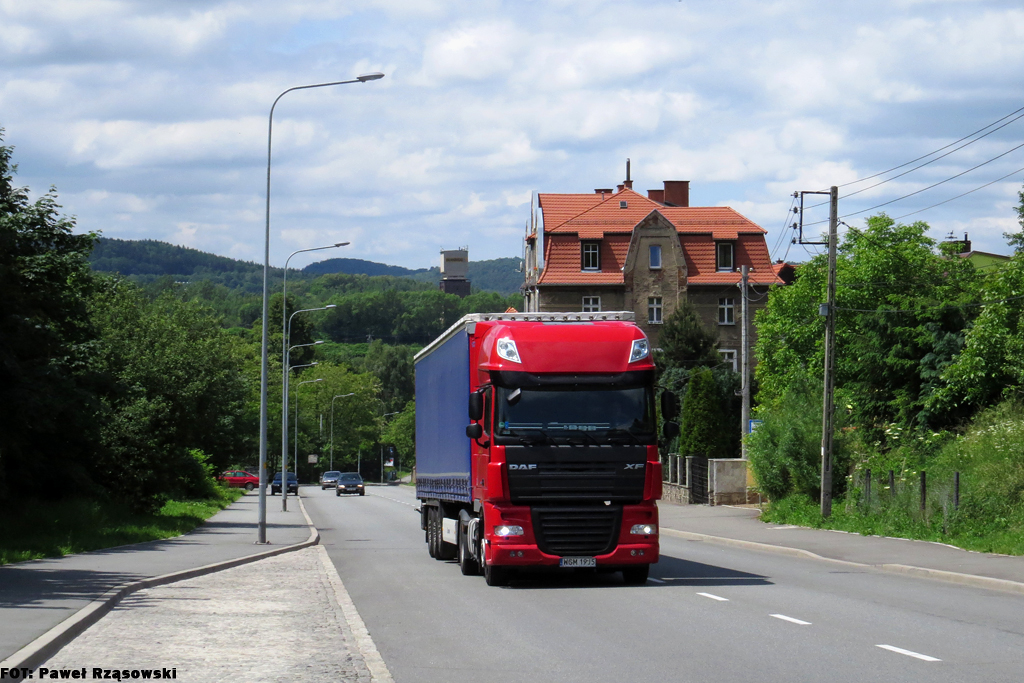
495,385 -> 655,443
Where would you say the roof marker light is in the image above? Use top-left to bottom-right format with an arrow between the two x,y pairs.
629,338 -> 650,363
496,337 -> 521,363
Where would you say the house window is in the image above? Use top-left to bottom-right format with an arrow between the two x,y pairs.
716,242 -> 734,271
582,296 -> 601,312
648,297 -> 663,324
649,245 -> 662,270
718,298 -> 735,325
582,242 -> 600,270
719,349 -> 737,372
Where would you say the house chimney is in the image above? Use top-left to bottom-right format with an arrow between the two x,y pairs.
594,188 -> 613,194
647,189 -> 665,203
617,184 -> 625,192
623,158 -> 633,189
963,232 -> 971,252
663,180 -> 690,207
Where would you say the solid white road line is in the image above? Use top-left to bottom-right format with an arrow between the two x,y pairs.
696,592 -> 729,601
647,578 -> 666,584
770,614 -> 811,625
876,645 -> 941,662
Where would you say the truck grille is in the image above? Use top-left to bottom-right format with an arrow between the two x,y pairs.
504,445 -> 646,503
531,506 -> 621,556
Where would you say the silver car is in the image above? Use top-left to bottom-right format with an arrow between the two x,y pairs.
320,471 -> 341,489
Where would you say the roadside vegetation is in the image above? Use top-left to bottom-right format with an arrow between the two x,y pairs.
0,131 -> 515,561
748,195 -> 1024,554
0,488 -> 243,565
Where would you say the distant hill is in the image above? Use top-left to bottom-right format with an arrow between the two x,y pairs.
302,258 -> 429,278
90,238 -> 524,295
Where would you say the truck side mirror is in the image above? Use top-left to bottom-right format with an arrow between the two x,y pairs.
468,391 -> 484,421
660,391 -> 680,419
466,423 -> 483,440
663,421 -> 680,440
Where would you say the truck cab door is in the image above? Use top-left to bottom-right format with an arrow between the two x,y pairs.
471,387 -> 493,501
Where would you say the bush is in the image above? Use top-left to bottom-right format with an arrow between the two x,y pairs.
747,373 -> 848,501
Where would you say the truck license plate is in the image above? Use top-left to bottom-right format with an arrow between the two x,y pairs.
559,557 -> 596,568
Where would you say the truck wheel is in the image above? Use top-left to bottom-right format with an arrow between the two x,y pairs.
622,565 -> 650,585
484,558 -> 510,587
427,508 -> 440,559
458,526 -> 479,576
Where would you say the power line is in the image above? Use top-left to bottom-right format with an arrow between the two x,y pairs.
802,106 -> 1024,211
804,139 -> 1024,227
891,164 -> 1024,222
770,196 -> 798,261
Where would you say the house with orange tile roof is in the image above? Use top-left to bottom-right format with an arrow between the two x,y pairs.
522,173 -> 784,361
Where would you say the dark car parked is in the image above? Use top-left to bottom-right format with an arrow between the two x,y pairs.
270,472 -> 299,495
335,472 -> 365,496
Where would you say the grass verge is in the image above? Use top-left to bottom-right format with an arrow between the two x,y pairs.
762,494 -> 1024,555
0,487 -> 244,565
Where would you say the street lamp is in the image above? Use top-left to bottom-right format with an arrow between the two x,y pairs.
257,72 -> 385,543
330,393 -> 355,471
282,306 -> 335,512
294,378 -> 324,494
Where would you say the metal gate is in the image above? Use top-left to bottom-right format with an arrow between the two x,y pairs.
689,456 -> 709,504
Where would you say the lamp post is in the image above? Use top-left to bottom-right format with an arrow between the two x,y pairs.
294,377 -> 324,494
281,361 -> 317,509
330,393 -> 355,471
257,72 -> 385,543
282,306 -> 335,512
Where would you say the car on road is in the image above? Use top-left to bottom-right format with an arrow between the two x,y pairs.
320,471 -> 342,489
270,472 -> 299,495
219,470 -> 260,491
335,472 -> 365,496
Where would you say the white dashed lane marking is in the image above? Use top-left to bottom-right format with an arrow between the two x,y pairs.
647,578 -> 666,584
876,645 -> 941,662
696,592 -> 729,601
368,491 -> 418,508
770,614 -> 811,626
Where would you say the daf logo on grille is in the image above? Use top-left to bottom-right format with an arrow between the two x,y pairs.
624,463 -> 644,470
508,464 -> 538,471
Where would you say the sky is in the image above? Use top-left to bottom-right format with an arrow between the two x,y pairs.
1,0 -> 1023,270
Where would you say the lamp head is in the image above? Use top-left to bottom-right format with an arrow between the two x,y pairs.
357,72 -> 385,82
335,242 -> 350,247
314,341 -> 325,345
326,304 -> 337,309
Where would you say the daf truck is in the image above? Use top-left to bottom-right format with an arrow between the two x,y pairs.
415,312 -> 674,586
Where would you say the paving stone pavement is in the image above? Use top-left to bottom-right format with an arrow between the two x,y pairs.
42,546 -> 391,683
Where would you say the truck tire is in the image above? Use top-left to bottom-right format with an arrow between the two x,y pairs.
438,514 -> 457,561
484,558 -> 510,587
458,524 -> 479,576
622,564 -> 650,585
427,507 -> 439,558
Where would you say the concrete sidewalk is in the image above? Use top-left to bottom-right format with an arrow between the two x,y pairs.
658,502 -> 1024,591
39,545 -> 391,683
0,491 -> 310,662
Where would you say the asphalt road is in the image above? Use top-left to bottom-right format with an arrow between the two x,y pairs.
303,485 -> 1024,683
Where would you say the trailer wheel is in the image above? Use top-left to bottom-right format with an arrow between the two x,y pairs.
427,507 -> 439,558
484,557 -> 511,587
622,564 -> 650,585
458,524 -> 479,575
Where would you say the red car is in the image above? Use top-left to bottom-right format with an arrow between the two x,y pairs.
220,470 -> 260,491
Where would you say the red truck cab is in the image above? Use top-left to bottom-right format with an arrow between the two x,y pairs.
416,312 -> 669,586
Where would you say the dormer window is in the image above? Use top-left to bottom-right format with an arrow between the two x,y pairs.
716,242 -> 734,272
649,245 -> 662,270
582,241 -> 600,271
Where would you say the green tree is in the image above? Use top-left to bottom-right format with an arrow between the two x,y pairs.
677,368 -> 723,458
363,341 -> 415,414
381,400 -> 415,471
0,133 -> 102,499
657,300 -> 720,369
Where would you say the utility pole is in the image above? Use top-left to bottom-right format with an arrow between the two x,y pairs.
820,186 -> 839,517
740,265 -> 750,460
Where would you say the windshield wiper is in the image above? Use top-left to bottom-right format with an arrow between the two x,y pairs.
606,428 -> 653,445
504,430 -> 557,446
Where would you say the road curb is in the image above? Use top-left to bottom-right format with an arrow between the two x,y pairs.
0,496 -> 320,674
661,527 -> 1024,596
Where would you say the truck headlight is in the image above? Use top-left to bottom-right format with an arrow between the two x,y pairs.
630,524 -> 657,535
494,525 -> 524,538
496,338 -> 521,363
629,338 -> 650,363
